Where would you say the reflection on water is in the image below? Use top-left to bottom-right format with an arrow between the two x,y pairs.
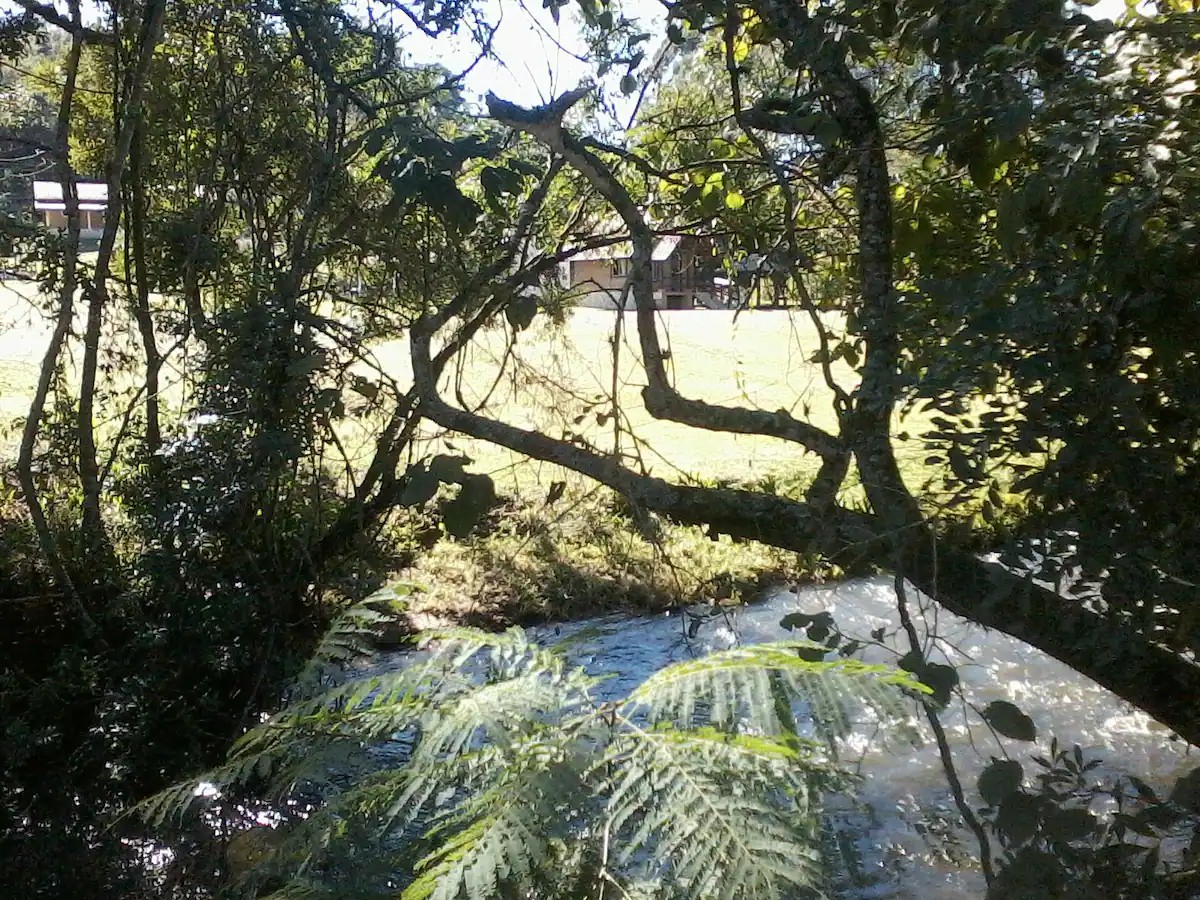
510,576 -> 1193,899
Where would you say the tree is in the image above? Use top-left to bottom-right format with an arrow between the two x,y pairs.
5,0 -> 1200,893
402,0 -> 1200,748
0,0 -> 552,893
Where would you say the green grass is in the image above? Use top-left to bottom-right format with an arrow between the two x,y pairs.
371,307 -> 940,497
400,488 -> 831,627
1,282 -> 936,491
0,283 -> 51,453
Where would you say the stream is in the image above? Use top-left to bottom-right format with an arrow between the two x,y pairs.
380,575 -> 1194,898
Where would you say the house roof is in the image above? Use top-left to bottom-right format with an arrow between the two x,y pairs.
33,180 -> 108,212
572,235 -> 682,262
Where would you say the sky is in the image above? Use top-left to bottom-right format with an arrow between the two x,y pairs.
0,0 -> 1137,110
404,0 -> 1134,110
400,0 -> 665,109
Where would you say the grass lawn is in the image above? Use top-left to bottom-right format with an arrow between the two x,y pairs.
1,284 -> 938,494
0,283 -> 52,450
373,307 -> 937,496
0,281 -> 965,622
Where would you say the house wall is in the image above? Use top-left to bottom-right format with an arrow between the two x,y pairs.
566,240 -> 734,310
41,209 -> 105,234
567,259 -> 667,310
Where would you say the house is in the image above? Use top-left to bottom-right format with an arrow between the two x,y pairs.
33,179 -> 107,237
564,235 -> 733,310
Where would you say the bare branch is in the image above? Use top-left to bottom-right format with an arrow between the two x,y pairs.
15,4 -> 100,639
77,0 -> 167,539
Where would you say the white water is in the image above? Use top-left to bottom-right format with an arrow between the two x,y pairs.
508,576 -> 1195,898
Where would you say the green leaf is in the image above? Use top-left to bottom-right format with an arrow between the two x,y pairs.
620,74 -> 638,95
995,790 -> 1042,846
1046,806 -> 1096,841
364,127 -> 388,157
968,151 -> 995,187
545,480 -> 566,506
429,454 -> 470,482
898,651 -> 958,706
982,700 -> 1037,741
814,116 -> 842,147
349,375 -> 379,401
505,294 -> 537,331
724,190 -> 745,210
779,611 -> 834,642
948,444 -> 981,483
779,612 -> 814,631
919,663 -> 959,707
507,158 -> 544,178
285,353 -> 326,377
480,165 -> 523,210
979,758 -> 1024,807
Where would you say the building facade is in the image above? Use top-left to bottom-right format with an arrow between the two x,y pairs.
564,235 -> 733,310
33,180 -> 108,237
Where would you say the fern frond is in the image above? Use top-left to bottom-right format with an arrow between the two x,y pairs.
385,669 -> 596,842
626,642 -> 925,743
402,738 -> 584,900
417,666 -> 592,759
294,585 -> 414,695
259,880 -> 338,900
418,625 -> 573,683
601,725 -> 840,899
151,625 -> 925,899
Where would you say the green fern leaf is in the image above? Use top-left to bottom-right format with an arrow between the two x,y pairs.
294,585 -> 413,694
602,725 -> 839,899
627,642 -> 925,743
403,740 -> 577,900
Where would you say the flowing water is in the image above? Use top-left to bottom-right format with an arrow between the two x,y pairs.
431,575 -> 1194,898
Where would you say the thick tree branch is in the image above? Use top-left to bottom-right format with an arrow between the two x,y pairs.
411,322 -> 866,552
748,4 -> 919,531
906,542 -> 1200,747
16,9 -> 100,638
413,297 -> 1200,742
127,122 -> 161,455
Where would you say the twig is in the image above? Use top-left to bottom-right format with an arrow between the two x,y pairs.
894,572 -> 994,884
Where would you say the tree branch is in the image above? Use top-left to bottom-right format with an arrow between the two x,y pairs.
77,0 -> 166,540
16,5 -> 100,639
486,89 -> 844,462
8,0 -> 115,44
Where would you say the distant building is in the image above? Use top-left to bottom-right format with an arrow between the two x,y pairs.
33,179 -> 107,237
564,235 -> 734,310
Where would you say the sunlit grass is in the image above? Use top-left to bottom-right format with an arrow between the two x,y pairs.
374,307 -> 943,496
1,285 -> 943,497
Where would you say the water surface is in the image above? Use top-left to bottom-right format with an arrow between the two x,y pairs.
504,576 -> 1194,898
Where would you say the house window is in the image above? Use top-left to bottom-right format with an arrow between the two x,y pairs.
611,258 -> 631,277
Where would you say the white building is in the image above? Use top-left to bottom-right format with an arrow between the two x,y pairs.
564,235 -> 731,310
33,179 -> 108,237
